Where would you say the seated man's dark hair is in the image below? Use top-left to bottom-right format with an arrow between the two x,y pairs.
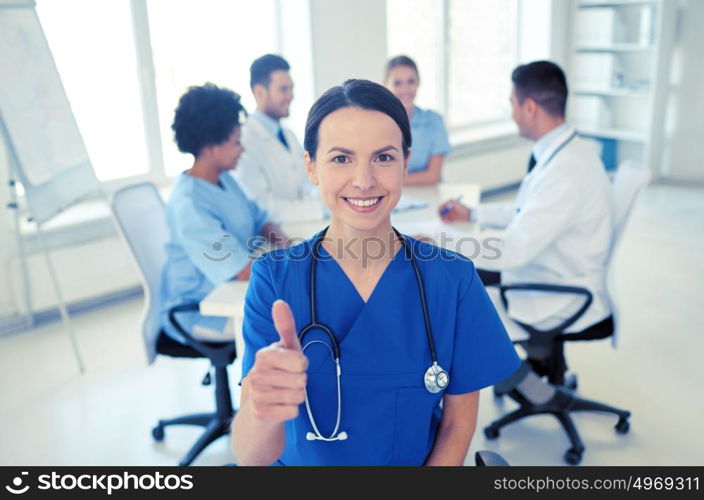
511,60 -> 568,118
250,54 -> 290,89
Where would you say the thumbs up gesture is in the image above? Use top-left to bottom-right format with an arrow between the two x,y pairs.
245,300 -> 308,423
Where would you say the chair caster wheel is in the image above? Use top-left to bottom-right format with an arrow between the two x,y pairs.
152,424 -> 165,442
615,418 -> 630,434
564,448 -> 582,465
484,426 -> 500,440
565,373 -> 578,391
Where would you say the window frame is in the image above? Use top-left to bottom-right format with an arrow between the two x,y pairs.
440,0 -> 521,134
34,0 -> 285,195
386,0 -> 522,143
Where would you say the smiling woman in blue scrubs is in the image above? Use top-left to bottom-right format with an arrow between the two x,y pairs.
161,83 -> 287,343
385,56 -> 450,186
231,80 -> 519,466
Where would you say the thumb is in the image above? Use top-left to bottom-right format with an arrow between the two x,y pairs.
271,299 -> 300,350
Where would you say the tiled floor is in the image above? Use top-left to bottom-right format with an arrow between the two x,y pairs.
1,184 -> 702,466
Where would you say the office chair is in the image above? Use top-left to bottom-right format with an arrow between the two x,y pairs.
475,451 -> 509,466
111,182 -> 236,466
484,160 -> 651,465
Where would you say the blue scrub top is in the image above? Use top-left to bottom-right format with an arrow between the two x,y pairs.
408,106 -> 451,174
160,171 -> 268,343
241,232 -> 520,466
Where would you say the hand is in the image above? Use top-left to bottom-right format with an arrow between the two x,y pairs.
235,261 -> 253,281
438,199 -> 471,223
245,300 -> 308,423
261,222 -> 291,248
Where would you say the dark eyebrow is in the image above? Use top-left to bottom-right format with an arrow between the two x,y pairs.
326,145 -> 400,155
327,147 -> 354,154
372,145 -> 400,155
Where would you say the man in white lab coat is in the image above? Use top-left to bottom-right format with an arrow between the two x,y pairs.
440,61 -> 614,333
234,54 -> 318,222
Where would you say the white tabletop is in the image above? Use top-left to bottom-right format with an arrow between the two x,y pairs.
199,281 -> 248,319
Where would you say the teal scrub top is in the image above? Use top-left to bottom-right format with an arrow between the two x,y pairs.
241,232 -> 520,465
408,106 -> 451,174
160,171 -> 268,343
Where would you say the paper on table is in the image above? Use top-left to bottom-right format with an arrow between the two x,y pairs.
394,220 -> 468,245
393,194 -> 429,213
395,219 -> 503,260
438,183 -> 481,208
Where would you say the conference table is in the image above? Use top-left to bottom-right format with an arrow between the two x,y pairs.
199,183 -> 491,366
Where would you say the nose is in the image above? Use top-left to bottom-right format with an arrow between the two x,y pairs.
351,163 -> 375,191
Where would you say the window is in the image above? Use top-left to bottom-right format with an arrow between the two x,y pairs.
36,0 -> 150,181
147,0 -> 279,176
386,0 -> 443,111
387,0 -> 518,132
446,0 -> 517,128
35,0 -> 280,184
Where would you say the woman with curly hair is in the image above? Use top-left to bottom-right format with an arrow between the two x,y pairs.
161,83 -> 287,344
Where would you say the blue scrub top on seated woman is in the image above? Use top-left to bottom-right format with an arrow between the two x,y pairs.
408,106 -> 451,174
160,171 -> 268,343
241,232 -> 520,466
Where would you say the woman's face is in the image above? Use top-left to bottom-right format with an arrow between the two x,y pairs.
211,126 -> 244,171
305,107 -> 408,235
385,65 -> 419,109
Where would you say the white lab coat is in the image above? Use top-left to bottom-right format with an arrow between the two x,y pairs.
234,117 -> 320,223
474,126 -> 614,332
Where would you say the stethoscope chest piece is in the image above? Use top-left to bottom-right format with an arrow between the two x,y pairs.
424,362 -> 449,393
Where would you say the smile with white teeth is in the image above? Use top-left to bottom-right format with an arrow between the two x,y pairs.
344,197 -> 381,207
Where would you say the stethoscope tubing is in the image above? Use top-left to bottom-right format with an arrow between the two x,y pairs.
300,227 -> 440,365
298,227 -> 448,440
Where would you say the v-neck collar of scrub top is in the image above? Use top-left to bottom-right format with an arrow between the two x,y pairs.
303,241 -> 405,369
317,242 -> 405,305
184,171 -> 230,192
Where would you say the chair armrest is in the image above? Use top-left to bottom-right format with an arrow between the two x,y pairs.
167,303 -> 235,363
475,450 -> 510,466
499,283 -> 593,335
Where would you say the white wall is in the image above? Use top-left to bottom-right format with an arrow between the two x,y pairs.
278,0 -> 316,140
660,0 -> 704,181
444,142 -> 532,188
8,235 -> 140,314
309,0 -> 388,95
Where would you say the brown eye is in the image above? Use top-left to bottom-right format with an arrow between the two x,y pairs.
332,155 -> 349,164
377,153 -> 394,163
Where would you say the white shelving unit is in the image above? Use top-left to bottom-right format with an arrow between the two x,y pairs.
566,0 -> 677,172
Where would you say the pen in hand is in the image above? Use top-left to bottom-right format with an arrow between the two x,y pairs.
439,195 -> 464,217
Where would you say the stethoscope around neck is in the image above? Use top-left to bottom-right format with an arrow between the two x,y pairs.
298,227 -> 449,442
